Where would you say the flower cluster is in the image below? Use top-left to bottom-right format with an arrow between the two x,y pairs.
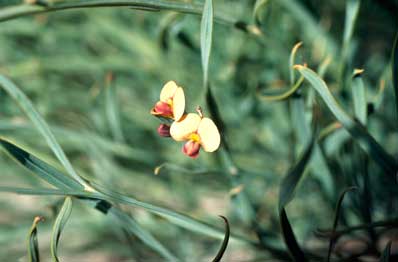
151,81 -> 220,158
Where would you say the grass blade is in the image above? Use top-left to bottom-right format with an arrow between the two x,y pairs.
212,216 -> 230,262
279,134 -> 315,210
109,208 -> 179,261
351,69 -> 367,125
253,0 -> 270,25
280,208 -> 307,262
327,187 -> 357,262
295,66 -> 398,176
50,197 -> 73,262
0,141 -> 253,244
200,0 -> 213,86
0,138 -> 84,191
104,73 -> 125,143
27,216 -> 44,262
380,241 -> 392,262
0,75 -> 89,189
392,32 -> 398,126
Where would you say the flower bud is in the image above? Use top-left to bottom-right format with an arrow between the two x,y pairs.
182,140 -> 201,158
157,124 -> 171,137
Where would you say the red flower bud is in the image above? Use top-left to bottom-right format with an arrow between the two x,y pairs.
152,101 -> 173,118
182,140 -> 201,158
157,124 -> 171,137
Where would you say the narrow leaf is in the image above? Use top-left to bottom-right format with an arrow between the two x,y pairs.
392,31 -> 398,126
295,66 -> 398,175
327,187 -> 357,262
280,209 -> 307,262
380,241 -> 392,262
258,76 -> 304,101
279,135 -> 315,210
253,0 -> 270,25
109,208 -> 178,261
27,216 -> 44,262
51,197 -> 73,262
104,73 -> 125,143
0,142 -> 253,245
0,138 -> 84,191
0,75 -> 88,189
351,69 -> 367,125
200,0 -> 213,86
212,216 -> 230,262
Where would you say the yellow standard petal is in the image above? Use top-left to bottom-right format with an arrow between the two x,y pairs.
172,87 -> 185,121
170,113 -> 201,141
160,81 -> 178,102
197,117 -> 220,152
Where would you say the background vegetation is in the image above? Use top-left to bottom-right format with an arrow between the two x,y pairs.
0,0 -> 398,261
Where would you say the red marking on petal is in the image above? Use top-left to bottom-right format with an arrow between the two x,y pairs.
157,124 -> 171,137
182,140 -> 201,158
152,101 -> 173,118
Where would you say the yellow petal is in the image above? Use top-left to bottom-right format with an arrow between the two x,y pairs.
198,117 -> 220,152
160,81 -> 178,102
172,87 -> 185,121
170,113 -> 201,141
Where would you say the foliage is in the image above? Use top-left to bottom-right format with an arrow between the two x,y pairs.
0,0 -> 398,261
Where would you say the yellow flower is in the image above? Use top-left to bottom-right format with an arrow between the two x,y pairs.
150,81 -> 185,121
170,113 -> 221,158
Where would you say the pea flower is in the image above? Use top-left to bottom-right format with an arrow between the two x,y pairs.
170,111 -> 220,158
150,81 -> 185,121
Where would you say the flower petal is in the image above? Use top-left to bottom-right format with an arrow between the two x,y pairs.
197,117 -> 220,152
172,87 -> 185,121
182,140 -> 201,158
170,113 -> 201,141
160,81 -> 178,102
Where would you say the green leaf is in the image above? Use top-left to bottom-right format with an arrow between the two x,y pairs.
279,135 -> 315,210
0,138 -> 84,191
0,75 -> 88,189
27,216 -> 44,262
253,0 -> 270,25
212,216 -> 230,262
51,197 -> 73,262
327,187 -> 357,262
92,183 -> 253,244
109,208 -> 179,261
351,69 -> 367,125
295,66 -> 398,176
200,0 -> 213,86
289,42 -> 303,85
280,209 -> 307,262
0,1 -> 234,24
258,76 -> 304,101
104,73 -> 125,143
0,141 -> 253,245
392,31 -> 398,126
380,241 -> 392,262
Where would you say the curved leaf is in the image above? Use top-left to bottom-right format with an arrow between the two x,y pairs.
327,187 -> 357,262
51,197 -> 73,262
279,135 -> 315,210
295,66 -> 398,176
380,241 -> 392,262
253,0 -> 270,25
27,216 -> 44,262
351,69 -> 367,125
212,216 -> 230,262
280,209 -> 307,262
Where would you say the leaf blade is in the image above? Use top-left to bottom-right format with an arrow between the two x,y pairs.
50,197 -> 73,262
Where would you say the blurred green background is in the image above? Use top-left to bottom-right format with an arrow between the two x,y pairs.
1,0 -> 398,261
